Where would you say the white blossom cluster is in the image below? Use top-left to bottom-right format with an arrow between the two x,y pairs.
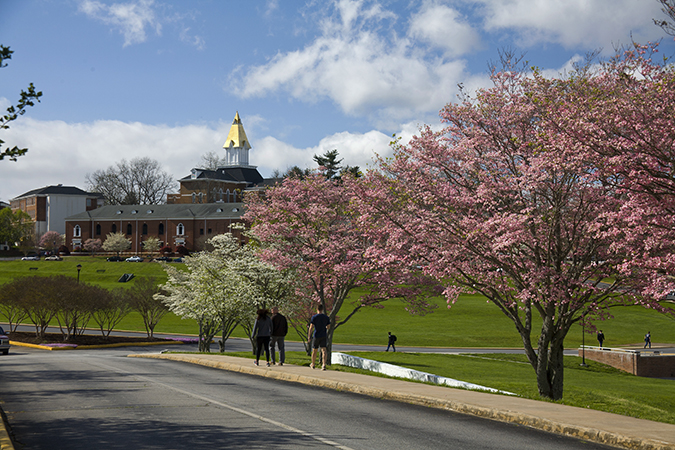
155,234 -> 295,351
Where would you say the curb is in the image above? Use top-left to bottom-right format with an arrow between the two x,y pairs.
0,405 -> 13,450
10,340 -> 184,351
131,354 -> 675,450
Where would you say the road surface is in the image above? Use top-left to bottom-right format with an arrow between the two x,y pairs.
0,346 -> 615,449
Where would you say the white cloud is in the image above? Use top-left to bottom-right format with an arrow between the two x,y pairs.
249,130 -> 394,176
79,0 -> 161,47
408,1 -> 482,57
232,0 -> 469,125
264,0 -> 280,19
0,118 -> 228,201
179,27 -> 206,50
0,117 -> 402,201
478,0 -> 665,50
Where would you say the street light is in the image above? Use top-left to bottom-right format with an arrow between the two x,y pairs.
76,264 -> 82,284
580,312 -> 588,367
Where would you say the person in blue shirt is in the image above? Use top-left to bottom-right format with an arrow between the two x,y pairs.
307,304 -> 331,370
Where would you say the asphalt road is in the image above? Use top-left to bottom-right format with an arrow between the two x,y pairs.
0,346 -> 616,450
6,324 -> 590,355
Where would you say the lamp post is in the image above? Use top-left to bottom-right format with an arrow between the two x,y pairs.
580,312 -> 587,367
76,264 -> 82,284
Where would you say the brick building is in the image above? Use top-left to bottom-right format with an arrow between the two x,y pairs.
10,185 -> 104,235
65,112 -> 276,253
65,203 -> 245,253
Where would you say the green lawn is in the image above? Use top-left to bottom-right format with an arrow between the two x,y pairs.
221,350 -> 675,425
326,294 -> 675,348
2,258 -> 674,348
0,256 -> 169,290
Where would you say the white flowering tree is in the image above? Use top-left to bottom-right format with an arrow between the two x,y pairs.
142,236 -> 161,256
228,237 -> 296,351
102,232 -> 131,256
157,234 -> 294,352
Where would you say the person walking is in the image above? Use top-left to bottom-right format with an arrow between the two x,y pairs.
644,331 -> 651,349
270,306 -> 288,366
308,304 -> 331,370
252,308 -> 273,367
597,330 -> 605,348
386,332 -> 397,352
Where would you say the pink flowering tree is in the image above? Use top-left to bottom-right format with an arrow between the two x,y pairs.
244,173 -> 442,362
354,61 -> 674,399
39,231 -> 63,254
528,44 -> 675,298
83,238 -> 103,256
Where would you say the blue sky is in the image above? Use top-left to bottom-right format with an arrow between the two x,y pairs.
1,0 -> 674,202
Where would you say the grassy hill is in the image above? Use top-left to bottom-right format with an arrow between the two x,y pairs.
2,256 -> 673,347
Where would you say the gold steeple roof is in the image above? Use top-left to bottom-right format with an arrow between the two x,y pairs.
223,111 -> 251,149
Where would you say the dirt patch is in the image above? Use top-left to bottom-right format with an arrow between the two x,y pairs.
8,331 -> 166,346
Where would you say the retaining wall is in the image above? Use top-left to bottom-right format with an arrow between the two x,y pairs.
578,347 -> 675,377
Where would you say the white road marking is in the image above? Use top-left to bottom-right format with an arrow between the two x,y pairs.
89,359 -> 355,450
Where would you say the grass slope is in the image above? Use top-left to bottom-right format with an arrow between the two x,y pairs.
0,256 -> 169,290
2,258 -> 673,347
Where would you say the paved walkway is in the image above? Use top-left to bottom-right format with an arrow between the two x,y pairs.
132,352 -> 675,450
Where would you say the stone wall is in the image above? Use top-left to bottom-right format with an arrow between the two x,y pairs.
578,347 -> 675,378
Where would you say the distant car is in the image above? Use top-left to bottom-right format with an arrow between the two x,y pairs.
45,255 -> 63,261
125,256 -> 143,262
21,255 -> 40,261
173,257 -> 184,263
0,326 -> 9,355
153,256 -> 172,262
106,256 -> 124,262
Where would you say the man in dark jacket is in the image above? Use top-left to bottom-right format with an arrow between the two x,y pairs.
270,306 -> 288,365
597,330 -> 605,348
386,332 -> 397,352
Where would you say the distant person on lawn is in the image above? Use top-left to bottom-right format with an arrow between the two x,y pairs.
252,308 -> 273,367
386,332 -> 397,352
597,330 -> 605,348
644,331 -> 651,349
308,304 -> 331,370
270,306 -> 288,365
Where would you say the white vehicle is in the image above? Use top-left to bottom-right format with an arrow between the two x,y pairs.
125,256 -> 143,262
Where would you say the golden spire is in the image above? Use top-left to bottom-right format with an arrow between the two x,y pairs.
224,111 -> 251,149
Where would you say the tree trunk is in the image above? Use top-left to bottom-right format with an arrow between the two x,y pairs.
325,325 -> 336,365
535,338 -> 565,400
533,321 -> 566,400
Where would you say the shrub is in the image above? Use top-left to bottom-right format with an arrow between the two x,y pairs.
175,245 -> 189,256
58,245 -> 70,255
160,245 -> 173,255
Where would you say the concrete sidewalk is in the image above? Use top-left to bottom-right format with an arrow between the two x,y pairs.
131,352 -> 675,450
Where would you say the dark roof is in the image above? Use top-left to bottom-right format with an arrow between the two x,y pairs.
12,185 -> 103,200
65,203 -> 246,221
180,167 -> 265,187
219,167 -> 264,185
258,177 -> 283,187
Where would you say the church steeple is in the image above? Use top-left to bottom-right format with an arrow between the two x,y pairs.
223,112 -> 253,167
